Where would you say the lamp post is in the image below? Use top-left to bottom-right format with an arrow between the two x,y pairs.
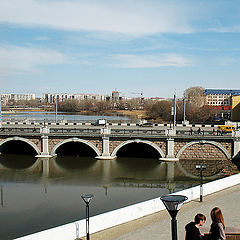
161,195 -> 188,240
196,164 -> 206,202
81,194 -> 94,240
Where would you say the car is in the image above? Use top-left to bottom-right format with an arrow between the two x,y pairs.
140,122 -> 153,127
92,119 -> 107,126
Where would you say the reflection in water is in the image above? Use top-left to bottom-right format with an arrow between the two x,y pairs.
0,154 -> 37,169
55,156 -> 97,170
114,157 -> 165,182
1,185 -> 3,207
116,157 -> 159,169
0,154 -> 235,240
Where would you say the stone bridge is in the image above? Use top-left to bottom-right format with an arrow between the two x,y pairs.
0,126 -> 239,163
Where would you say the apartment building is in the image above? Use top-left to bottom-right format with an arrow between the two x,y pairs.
205,89 -> 240,106
42,93 -> 107,104
0,93 -> 35,104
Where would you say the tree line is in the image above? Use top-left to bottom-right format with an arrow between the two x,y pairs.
145,87 -> 214,123
3,87 -> 217,123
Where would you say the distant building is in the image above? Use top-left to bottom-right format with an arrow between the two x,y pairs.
205,89 -> 240,106
42,93 -> 107,104
0,93 -> 35,104
0,94 -> 11,105
11,93 -> 35,101
111,91 -> 122,102
231,95 -> 240,121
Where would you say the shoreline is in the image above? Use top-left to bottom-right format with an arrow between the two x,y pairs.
2,109 -> 146,118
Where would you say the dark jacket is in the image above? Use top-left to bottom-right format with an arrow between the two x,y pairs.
185,222 -> 203,240
209,222 -> 226,240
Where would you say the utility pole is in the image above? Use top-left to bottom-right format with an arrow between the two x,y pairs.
55,97 -> 58,123
140,92 -> 144,105
183,96 -> 186,123
173,93 -> 177,129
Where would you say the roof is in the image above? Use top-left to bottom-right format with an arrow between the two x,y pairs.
205,89 -> 240,95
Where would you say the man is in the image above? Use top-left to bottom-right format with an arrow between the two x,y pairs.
185,213 -> 206,240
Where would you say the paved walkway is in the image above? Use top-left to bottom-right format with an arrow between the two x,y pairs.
89,183 -> 240,240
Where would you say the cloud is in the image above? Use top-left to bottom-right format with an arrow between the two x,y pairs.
0,0 -> 194,35
112,54 -> 191,68
210,25 -> 240,33
0,45 -> 69,75
34,36 -> 50,41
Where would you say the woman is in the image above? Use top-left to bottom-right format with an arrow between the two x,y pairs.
208,207 -> 226,240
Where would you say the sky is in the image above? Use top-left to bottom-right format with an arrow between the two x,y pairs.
0,0 -> 240,98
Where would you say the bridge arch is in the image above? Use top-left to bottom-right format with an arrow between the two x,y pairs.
51,138 -> 101,157
176,140 -> 231,160
175,161 -> 222,180
111,139 -> 165,158
0,136 -> 40,155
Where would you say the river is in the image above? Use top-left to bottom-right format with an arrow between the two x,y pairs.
1,111 -> 132,123
0,153 -> 228,240
0,112 -> 235,239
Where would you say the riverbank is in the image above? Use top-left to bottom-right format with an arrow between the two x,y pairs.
108,110 -> 146,119
2,108 -> 147,120
2,107 -> 50,114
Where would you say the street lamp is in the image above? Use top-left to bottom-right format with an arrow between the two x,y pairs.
161,195 -> 188,240
81,194 -> 94,240
195,164 -> 206,202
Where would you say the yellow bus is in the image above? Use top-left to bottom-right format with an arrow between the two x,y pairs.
217,125 -> 235,133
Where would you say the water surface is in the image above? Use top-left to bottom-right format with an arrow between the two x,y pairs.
0,154 -> 225,239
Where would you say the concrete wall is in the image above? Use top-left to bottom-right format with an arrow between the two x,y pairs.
15,173 -> 240,240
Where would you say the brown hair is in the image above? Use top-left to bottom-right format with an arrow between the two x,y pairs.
211,207 -> 225,226
195,213 -> 206,224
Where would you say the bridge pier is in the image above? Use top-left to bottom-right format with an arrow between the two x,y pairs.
35,127 -> 52,158
160,129 -> 179,162
96,128 -> 116,160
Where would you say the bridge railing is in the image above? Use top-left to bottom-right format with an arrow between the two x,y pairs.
0,127 -> 233,137
48,128 -> 166,135
49,128 -> 101,134
176,129 -> 232,136
0,127 -> 40,133
110,128 -> 166,135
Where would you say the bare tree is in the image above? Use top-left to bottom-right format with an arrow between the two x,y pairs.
126,98 -> 140,110
146,100 -> 173,122
184,86 -> 205,107
95,101 -> 112,113
58,99 -> 80,112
